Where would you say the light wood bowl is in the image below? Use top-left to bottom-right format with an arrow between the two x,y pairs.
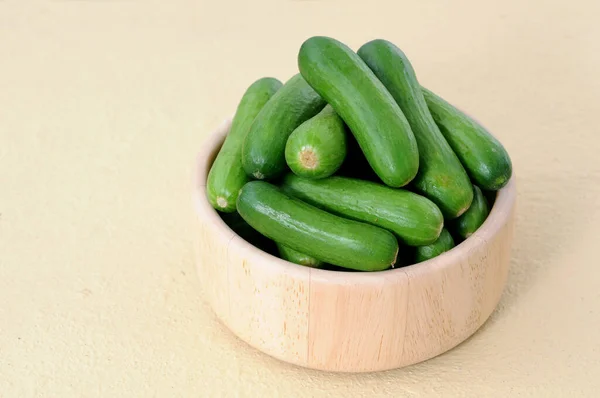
192,117 -> 517,373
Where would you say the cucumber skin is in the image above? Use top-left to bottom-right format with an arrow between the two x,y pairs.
207,77 -> 283,212
451,185 -> 490,241
276,243 -> 324,268
285,105 -> 347,179
357,39 -> 473,219
414,228 -> 455,263
298,36 -> 419,188
236,181 -> 399,272
242,74 -> 326,181
281,174 -> 444,246
422,87 -> 513,191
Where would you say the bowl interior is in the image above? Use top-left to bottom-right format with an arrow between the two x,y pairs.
193,118 -> 516,282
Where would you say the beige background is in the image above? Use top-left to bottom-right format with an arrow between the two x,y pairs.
1,0 -> 599,396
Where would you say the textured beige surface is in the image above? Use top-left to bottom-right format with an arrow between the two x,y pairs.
1,1 -> 599,396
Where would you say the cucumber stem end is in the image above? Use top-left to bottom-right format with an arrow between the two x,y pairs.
253,170 -> 265,180
216,196 -> 228,209
299,146 -> 319,170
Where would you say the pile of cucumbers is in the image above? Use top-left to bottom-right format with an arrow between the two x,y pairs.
207,36 -> 512,272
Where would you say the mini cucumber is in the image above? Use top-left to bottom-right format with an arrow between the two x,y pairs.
285,105 -> 347,179
281,174 -> 444,246
298,36 -> 419,188
242,74 -> 326,180
237,181 -> 399,272
422,87 -> 512,191
414,228 -> 455,263
206,77 -> 283,212
358,39 -> 473,219
451,185 -> 490,241
276,243 -> 324,268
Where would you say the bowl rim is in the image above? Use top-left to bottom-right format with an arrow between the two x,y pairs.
193,117 -> 516,284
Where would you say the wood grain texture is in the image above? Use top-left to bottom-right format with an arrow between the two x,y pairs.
226,234 -> 311,366
307,271 -> 409,372
193,120 -> 516,373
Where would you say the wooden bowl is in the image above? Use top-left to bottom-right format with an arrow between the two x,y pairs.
192,118 -> 517,373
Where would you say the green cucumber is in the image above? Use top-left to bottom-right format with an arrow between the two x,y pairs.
298,36 -> 419,188
242,74 -> 326,180
237,181 -> 399,271
207,77 -> 283,212
285,105 -> 347,179
281,174 -> 444,246
414,228 -> 455,263
276,243 -> 324,268
358,39 -> 473,219
451,185 -> 490,241
422,87 -> 512,191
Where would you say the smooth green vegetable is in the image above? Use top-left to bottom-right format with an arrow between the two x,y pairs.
207,77 -> 282,212
358,39 -> 473,219
276,243 -> 324,268
298,36 -> 419,188
237,181 -> 399,271
451,185 -> 490,241
242,74 -> 326,180
281,174 -> 444,246
422,87 -> 513,191
414,228 -> 455,263
285,105 -> 347,179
